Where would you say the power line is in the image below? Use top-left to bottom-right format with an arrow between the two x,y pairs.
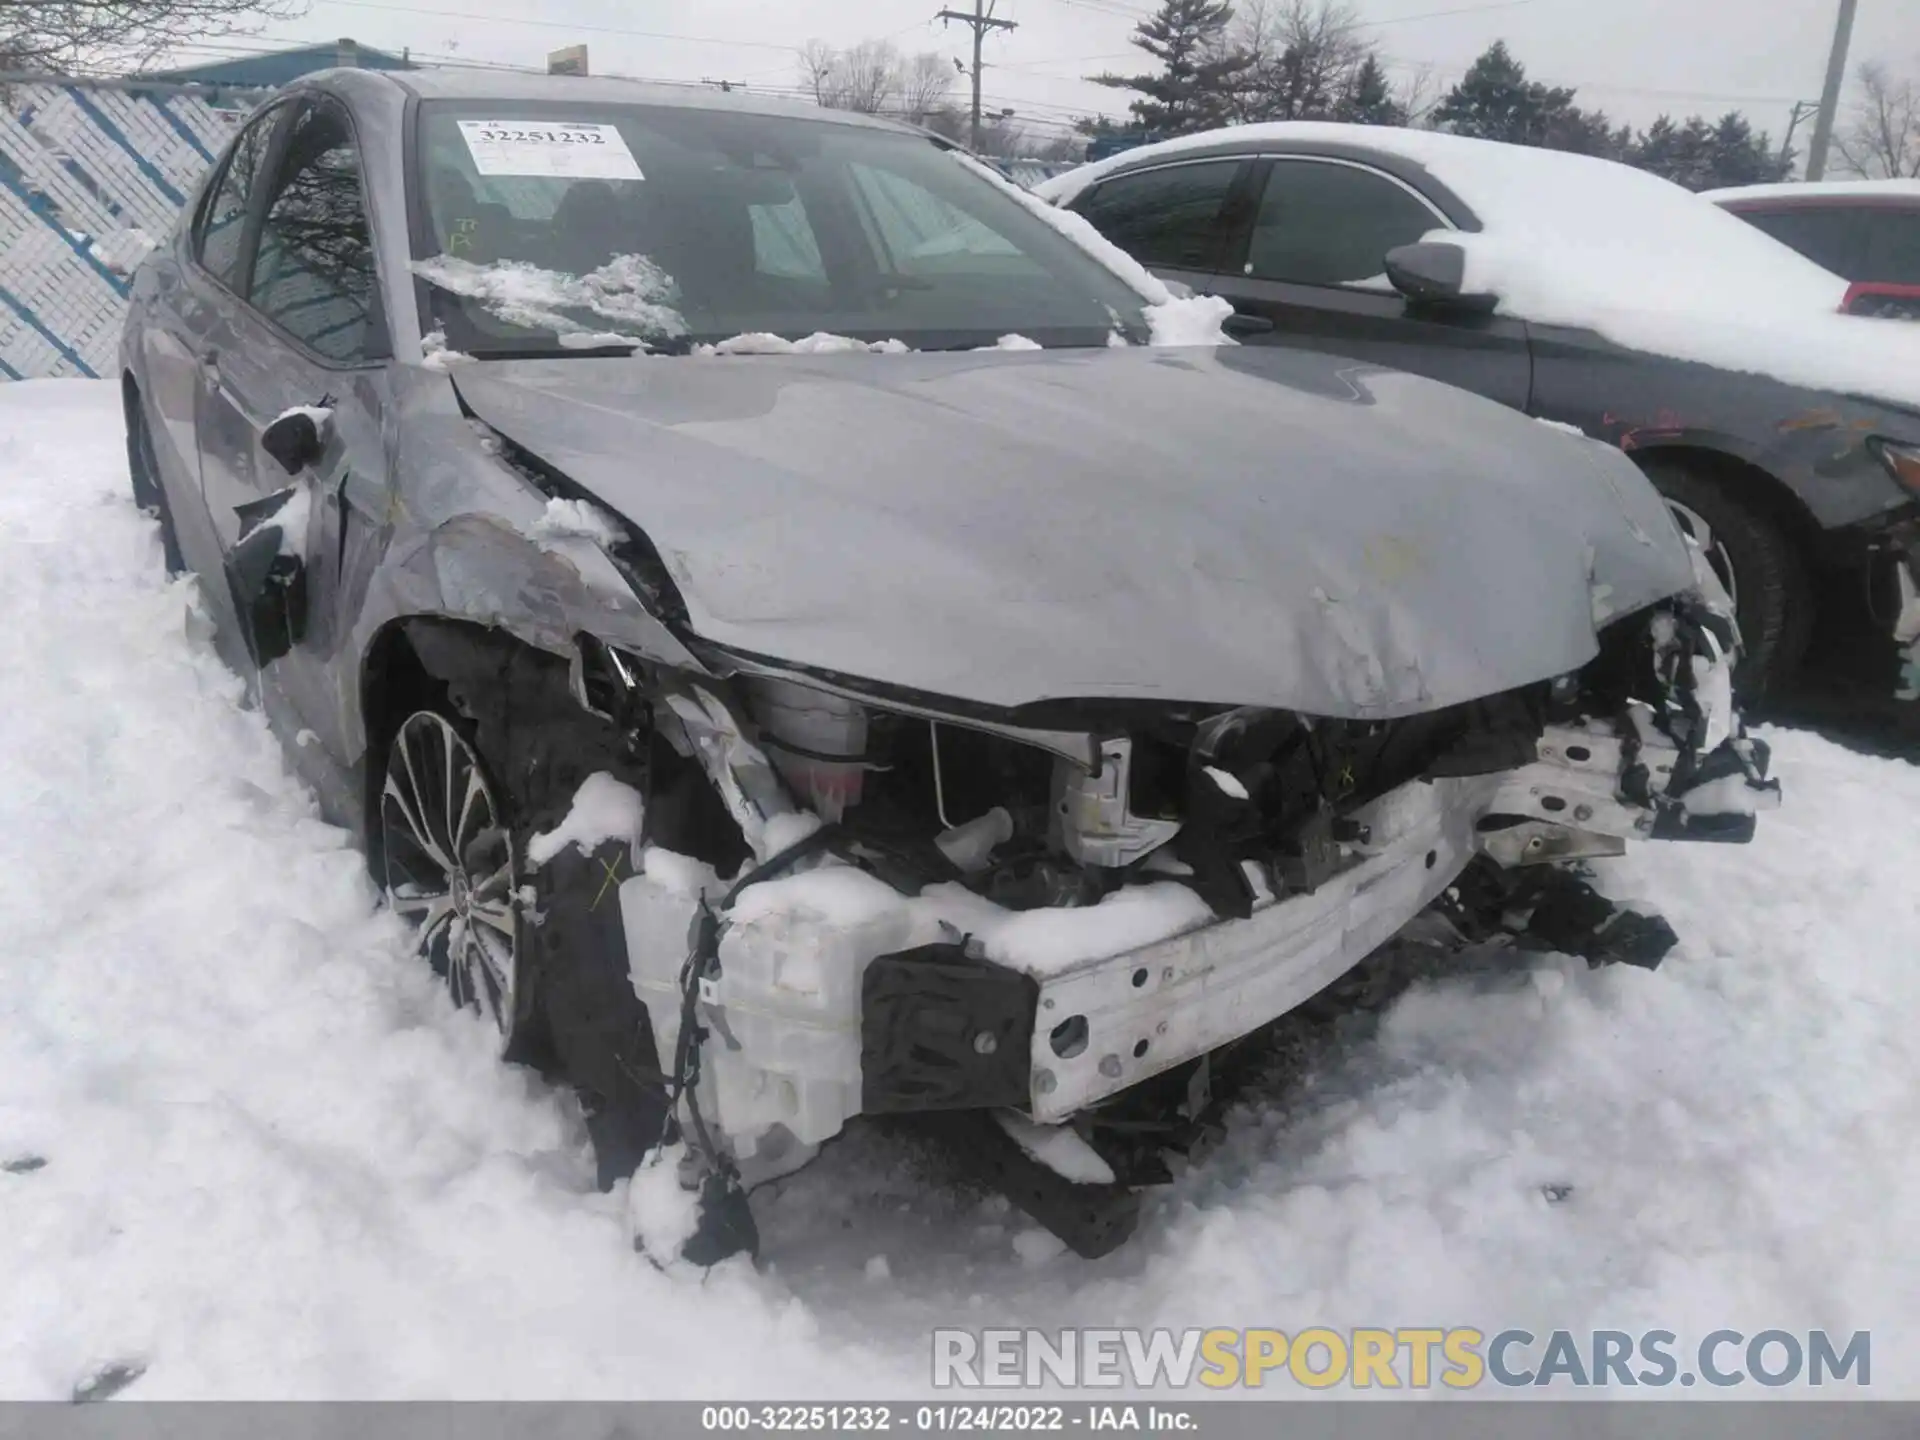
316,0 -> 802,53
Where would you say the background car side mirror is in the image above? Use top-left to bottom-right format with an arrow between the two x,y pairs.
261,409 -> 327,476
1385,241 -> 1500,314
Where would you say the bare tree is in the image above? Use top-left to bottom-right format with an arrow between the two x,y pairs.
1,0 -> 306,72
833,39 -> 901,114
1394,61 -> 1442,126
798,39 -> 841,107
1226,0 -> 1371,123
898,50 -> 954,126
1832,62 -> 1920,179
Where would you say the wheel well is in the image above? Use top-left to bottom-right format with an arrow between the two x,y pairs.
359,617 -> 535,866
1634,445 -> 1819,565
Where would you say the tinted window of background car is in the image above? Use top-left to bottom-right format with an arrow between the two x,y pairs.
247,101 -> 380,364
1735,205 -> 1920,285
412,103 -> 1151,353
1246,160 -> 1439,286
1071,161 -> 1242,271
194,107 -> 279,289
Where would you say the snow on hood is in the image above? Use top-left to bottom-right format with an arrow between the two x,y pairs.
450,344 -> 1694,719
1040,124 -> 1920,411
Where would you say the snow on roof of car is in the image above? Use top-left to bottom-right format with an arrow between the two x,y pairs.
1038,123 -> 1920,412
1702,178 -> 1920,204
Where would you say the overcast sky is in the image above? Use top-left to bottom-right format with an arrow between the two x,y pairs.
221,0 -> 1920,152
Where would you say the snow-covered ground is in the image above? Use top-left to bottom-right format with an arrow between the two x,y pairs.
2,378 -> 1916,1399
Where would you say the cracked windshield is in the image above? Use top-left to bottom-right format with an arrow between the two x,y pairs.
414,103 -> 1147,353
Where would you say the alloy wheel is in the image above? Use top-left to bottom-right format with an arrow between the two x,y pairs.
380,710 -> 521,1042
1665,498 -> 1740,618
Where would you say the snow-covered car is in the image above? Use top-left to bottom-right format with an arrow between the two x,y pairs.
120,69 -> 1777,1261
1706,179 -> 1920,320
1038,126 -> 1920,705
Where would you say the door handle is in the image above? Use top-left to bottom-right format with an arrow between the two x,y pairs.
1221,312 -> 1276,337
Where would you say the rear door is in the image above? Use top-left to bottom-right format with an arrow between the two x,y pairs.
1067,157 -> 1259,301
191,92 -> 393,793
1205,156 -> 1533,410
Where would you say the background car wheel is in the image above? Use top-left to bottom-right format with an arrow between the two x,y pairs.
380,706 -> 540,1058
1636,454 -> 1812,696
125,399 -> 187,577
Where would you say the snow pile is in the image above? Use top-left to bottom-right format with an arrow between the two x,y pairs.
1702,178 -> 1920,203
0,381 -> 891,1399
529,495 -> 626,549
419,329 -> 474,370
526,772 -> 646,866
697,333 -> 910,357
413,253 -> 686,349
723,859 -> 1214,981
1039,124 -> 1920,406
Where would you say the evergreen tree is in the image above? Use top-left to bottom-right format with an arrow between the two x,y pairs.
1334,54 -> 1407,126
1627,110 -> 1790,189
1433,41 -> 1621,157
1089,0 -> 1251,136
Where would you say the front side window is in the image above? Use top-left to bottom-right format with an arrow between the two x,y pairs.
194,105 -> 280,288
1245,160 -> 1440,286
246,100 -> 381,363
1070,161 -> 1243,272
410,102 -> 1149,354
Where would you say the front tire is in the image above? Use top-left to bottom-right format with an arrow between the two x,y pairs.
380,706 -> 538,1057
1637,454 -> 1813,696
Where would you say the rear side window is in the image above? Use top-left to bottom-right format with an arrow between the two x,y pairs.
1738,205 -> 1920,285
1071,160 -> 1243,272
1246,160 -> 1440,286
247,100 -> 381,363
194,106 -> 280,287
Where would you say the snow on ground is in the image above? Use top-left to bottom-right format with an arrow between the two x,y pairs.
3,378 -> 1918,1398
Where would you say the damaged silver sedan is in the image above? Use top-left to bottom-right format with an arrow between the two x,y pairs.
120,67 -> 1778,1262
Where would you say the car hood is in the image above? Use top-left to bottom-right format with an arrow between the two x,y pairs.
451,345 -> 1692,718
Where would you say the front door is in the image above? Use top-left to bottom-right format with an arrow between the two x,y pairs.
1206,156 -> 1534,411
191,94 -> 393,811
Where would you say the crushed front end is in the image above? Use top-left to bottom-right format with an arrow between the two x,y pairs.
572,548 -> 1776,1262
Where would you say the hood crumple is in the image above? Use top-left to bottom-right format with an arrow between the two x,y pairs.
451,345 -> 1693,718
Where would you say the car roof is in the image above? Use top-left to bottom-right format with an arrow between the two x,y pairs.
1704,178 -> 1920,208
1035,123 -> 1485,229
361,65 -> 920,135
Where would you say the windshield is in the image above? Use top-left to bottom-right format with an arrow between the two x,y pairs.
411,101 -> 1150,355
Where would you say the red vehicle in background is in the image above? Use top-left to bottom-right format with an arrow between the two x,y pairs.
1707,179 -> 1920,320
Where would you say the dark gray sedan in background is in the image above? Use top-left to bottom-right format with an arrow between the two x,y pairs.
119,68 -> 1775,1261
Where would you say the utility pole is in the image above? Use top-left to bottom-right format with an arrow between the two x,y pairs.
1805,0 -> 1860,180
937,0 -> 1017,152
1779,99 -> 1820,170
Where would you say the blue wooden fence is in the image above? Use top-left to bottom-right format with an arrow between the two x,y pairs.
0,75 -> 265,379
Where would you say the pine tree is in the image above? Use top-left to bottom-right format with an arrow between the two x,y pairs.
1626,110 -> 1790,189
1089,0 -> 1252,137
1433,41 -> 1621,157
1334,54 -> 1406,126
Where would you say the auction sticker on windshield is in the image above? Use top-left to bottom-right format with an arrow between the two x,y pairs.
457,120 -> 644,180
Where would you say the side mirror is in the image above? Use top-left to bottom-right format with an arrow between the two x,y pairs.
1385,241 -> 1499,314
261,407 -> 328,476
